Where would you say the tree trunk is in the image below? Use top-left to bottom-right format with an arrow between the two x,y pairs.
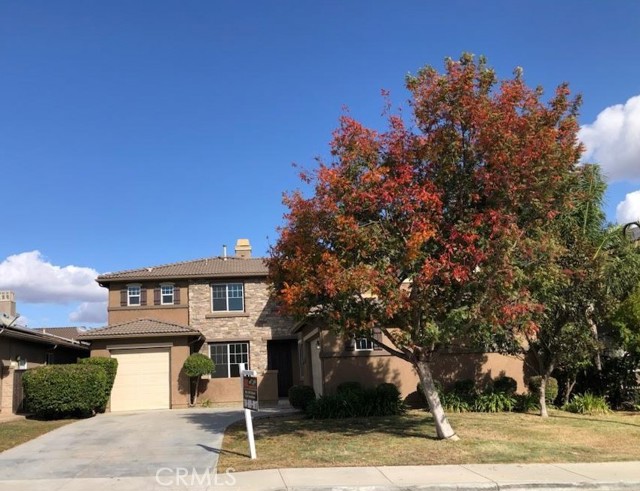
192,376 -> 201,406
415,360 -> 459,440
562,377 -> 576,406
539,375 -> 548,417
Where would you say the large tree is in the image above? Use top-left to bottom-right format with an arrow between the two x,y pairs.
268,55 -> 583,440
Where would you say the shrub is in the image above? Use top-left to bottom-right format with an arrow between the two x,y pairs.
514,393 -> 539,413
78,357 -> 118,412
336,381 -> 363,394
473,391 -> 516,412
288,385 -> 316,410
492,376 -> 517,395
439,392 -> 471,413
182,353 -> 215,406
306,384 -> 404,419
563,393 -> 611,415
23,364 -> 107,419
452,379 -> 476,397
528,376 -> 559,404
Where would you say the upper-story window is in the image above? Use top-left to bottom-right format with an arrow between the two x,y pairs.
160,283 -> 174,305
355,337 -> 374,351
211,283 -> 244,312
127,284 -> 141,306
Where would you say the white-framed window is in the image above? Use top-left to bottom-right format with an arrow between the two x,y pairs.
127,284 -> 141,306
17,356 -> 27,370
211,283 -> 244,312
160,283 -> 174,305
355,337 -> 374,351
209,342 -> 249,378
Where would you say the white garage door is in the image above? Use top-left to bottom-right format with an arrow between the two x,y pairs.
110,348 -> 170,412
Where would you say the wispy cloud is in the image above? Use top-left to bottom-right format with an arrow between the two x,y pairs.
579,95 -> 640,183
0,251 -> 106,304
69,301 -> 107,324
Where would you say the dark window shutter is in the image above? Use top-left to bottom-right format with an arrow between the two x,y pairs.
120,288 -> 127,307
373,328 -> 383,351
140,288 -> 147,306
344,337 -> 355,352
154,288 -> 161,305
174,286 -> 181,305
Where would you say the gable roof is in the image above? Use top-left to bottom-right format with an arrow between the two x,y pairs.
0,324 -> 89,350
97,257 -> 268,283
77,318 -> 202,340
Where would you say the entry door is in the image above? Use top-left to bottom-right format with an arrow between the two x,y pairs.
267,340 -> 296,398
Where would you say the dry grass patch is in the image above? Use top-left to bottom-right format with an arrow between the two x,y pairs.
218,410 -> 640,471
0,419 -> 75,453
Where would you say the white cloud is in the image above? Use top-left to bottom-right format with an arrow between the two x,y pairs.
0,251 -> 106,304
69,301 -> 107,324
616,190 -> 640,225
579,95 -> 640,182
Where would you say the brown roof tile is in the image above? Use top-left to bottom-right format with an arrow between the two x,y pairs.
97,257 -> 268,283
32,327 -> 87,341
78,318 -> 201,339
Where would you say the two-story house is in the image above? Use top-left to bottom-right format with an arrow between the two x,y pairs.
80,240 -> 298,412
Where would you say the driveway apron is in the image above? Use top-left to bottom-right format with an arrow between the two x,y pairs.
0,408 -> 244,480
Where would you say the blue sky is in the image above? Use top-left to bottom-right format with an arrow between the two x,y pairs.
1,1 -> 639,327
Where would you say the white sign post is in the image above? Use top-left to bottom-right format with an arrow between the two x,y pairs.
239,363 -> 257,459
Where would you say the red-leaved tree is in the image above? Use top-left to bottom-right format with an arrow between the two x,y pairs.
268,54 -> 583,439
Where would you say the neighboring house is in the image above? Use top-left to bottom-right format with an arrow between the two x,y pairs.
0,291 -> 89,414
84,240 -> 298,412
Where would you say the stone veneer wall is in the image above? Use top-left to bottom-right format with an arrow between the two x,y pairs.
188,278 -> 295,373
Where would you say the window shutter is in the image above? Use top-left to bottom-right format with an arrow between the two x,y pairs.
373,328 -> 383,351
120,288 -> 127,307
140,288 -> 147,306
174,286 -> 181,305
154,288 -> 161,305
344,337 -> 355,352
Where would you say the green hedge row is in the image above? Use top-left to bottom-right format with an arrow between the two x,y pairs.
23,357 -> 119,419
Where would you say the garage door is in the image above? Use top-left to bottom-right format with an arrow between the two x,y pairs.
109,348 -> 170,411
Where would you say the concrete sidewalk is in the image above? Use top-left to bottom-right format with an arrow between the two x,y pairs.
1,461 -> 638,490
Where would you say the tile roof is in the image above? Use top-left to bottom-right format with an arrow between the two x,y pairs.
32,327 -> 87,341
78,318 -> 201,339
97,257 -> 268,283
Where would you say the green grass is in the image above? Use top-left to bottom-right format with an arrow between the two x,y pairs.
0,419 -> 75,453
218,409 -> 640,471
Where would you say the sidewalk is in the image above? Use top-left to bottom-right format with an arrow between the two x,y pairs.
1,462 -> 638,490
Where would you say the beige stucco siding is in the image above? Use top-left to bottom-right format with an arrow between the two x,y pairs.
106,283 -> 189,325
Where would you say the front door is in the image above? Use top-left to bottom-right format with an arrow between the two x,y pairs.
267,340 -> 296,398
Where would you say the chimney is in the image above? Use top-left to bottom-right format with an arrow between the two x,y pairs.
0,291 -> 16,318
235,238 -> 252,259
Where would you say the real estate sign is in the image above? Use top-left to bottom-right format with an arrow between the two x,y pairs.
242,371 -> 259,411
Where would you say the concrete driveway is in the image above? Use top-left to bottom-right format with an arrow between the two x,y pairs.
0,408 -> 245,481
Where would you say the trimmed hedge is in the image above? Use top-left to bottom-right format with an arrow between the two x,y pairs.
492,376 -> 517,395
306,382 -> 404,419
182,353 -> 215,378
528,376 -> 559,404
23,364 -> 108,419
288,385 -> 316,410
78,357 -> 118,412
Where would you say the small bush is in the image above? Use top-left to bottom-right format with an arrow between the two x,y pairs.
439,392 -> 471,413
514,393 -> 539,413
452,379 -> 476,397
528,376 -> 559,404
473,391 -> 516,412
336,381 -> 363,395
288,385 -> 316,410
306,384 -> 404,419
563,393 -> 611,415
492,376 -> 517,395
78,357 -> 118,412
23,364 -> 107,419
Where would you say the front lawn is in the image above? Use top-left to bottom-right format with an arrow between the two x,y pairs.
0,419 -> 75,453
218,410 -> 640,471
